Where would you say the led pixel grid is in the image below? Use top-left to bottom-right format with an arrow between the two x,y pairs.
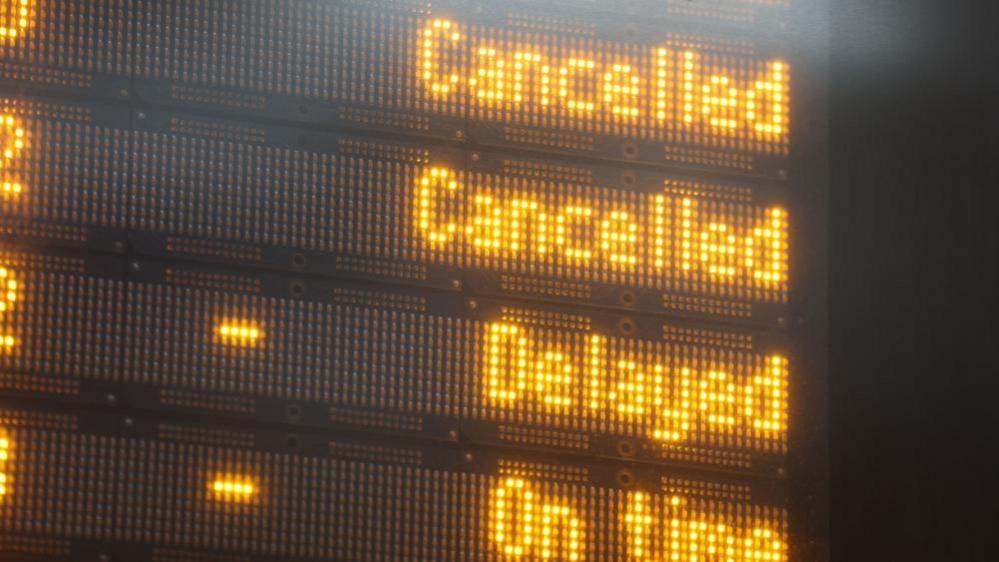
0,258 -> 788,466
0,414 -> 787,561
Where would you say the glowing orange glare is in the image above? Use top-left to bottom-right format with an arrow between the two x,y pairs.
489,478 -> 583,560
487,480 -> 787,561
421,18 -> 463,96
485,321 -> 788,443
413,166 -> 790,289
0,115 -> 26,197
0,266 -> 18,351
215,321 -> 263,347
419,20 -> 790,141
0,429 -> 10,498
625,492 -> 787,562
415,166 -> 462,244
0,0 -> 33,43
210,476 -> 257,501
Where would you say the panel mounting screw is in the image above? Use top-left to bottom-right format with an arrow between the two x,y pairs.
622,142 -> 639,159
451,279 -> 462,290
123,417 -> 134,428
470,152 -> 480,162
616,469 -> 635,487
130,261 -> 141,271
106,394 -> 118,406
464,452 -> 474,463
447,430 -> 459,441
467,299 -> 477,310
119,88 -> 129,98
455,130 -> 465,139
137,112 -> 146,120
617,440 -> 636,457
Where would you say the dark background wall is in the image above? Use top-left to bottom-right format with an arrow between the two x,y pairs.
829,1 -> 997,559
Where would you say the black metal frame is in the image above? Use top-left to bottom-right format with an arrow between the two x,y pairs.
786,0 -> 831,560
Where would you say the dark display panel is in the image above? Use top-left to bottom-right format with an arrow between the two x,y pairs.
507,0 -> 792,29
0,403 -> 787,562
0,95 -> 788,325
0,247 -> 788,473
0,0 -> 831,560
1,0 -> 790,175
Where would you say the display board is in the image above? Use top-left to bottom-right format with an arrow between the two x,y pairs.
0,1 -> 828,561
0,96 -> 787,323
1,0 -> 790,174
0,402 -> 788,562
0,246 -> 788,473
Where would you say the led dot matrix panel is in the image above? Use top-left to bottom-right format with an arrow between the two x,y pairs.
0,97 -> 788,324
0,247 -> 788,473
0,0 -> 791,175
0,403 -> 787,562
0,0 -> 831,560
